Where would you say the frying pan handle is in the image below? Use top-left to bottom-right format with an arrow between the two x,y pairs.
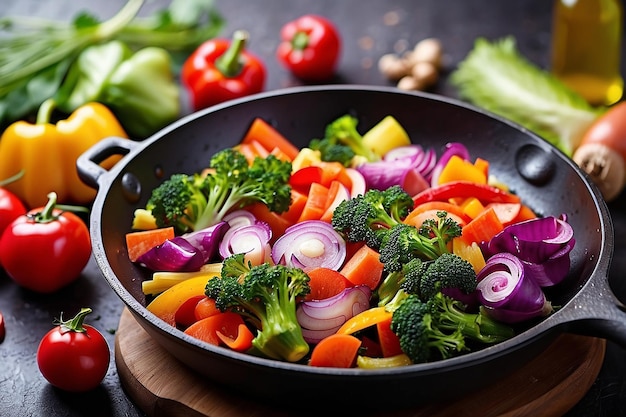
557,275 -> 626,348
77,137 -> 139,189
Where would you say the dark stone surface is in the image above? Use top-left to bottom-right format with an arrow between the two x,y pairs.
0,1 -> 624,416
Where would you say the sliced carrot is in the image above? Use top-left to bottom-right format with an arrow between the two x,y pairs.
235,143 -> 260,165
269,146 -> 292,162
320,180 -> 351,223
194,296 -> 221,321
184,312 -> 251,351
317,161 -> 352,189
339,244 -> 384,290
174,295 -> 205,328
241,118 -> 299,161
279,189 -> 308,224
309,333 -> 362,368
404,201 -> 469,225
461,206 -> 504,245
216,323 -> 255,352
376,316 -> 403,358
297,182 -> 329,222
485,202 -> 522,226
304,267 -> 353,301
126,226 -> 175,262
245,202 -> 293,243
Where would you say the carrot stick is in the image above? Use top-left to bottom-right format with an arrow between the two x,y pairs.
320,180 -> 350,223
339,244 -> 384,290
376,316 -> 403,357
279,189 -> 308,224
309,333 -> 362,368
461,206 -> 504,245
241,118 -> 299,161
194,296 -> 221,321
126,226 -> 175,262
304,267 -> 353,301
297,182 -> 329,222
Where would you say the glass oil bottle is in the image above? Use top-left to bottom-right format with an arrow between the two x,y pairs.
550,0 -> 623,106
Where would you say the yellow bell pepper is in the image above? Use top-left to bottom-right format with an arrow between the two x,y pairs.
0,99 -> 128,208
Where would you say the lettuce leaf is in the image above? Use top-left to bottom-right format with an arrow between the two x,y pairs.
449,37 -> 605,157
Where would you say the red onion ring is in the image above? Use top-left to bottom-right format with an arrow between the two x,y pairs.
271,220 -> 347,272
297,285 -> 372,344
219,222 -> 273,265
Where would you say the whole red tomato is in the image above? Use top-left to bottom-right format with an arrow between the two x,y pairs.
37,308 -> 110,392
0,192 -> 91,293
0,186 -> 26,237
276,14 -> 341,82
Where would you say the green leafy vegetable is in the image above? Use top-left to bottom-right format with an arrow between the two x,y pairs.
0,0 -> 223,128
449,37 -> 605,156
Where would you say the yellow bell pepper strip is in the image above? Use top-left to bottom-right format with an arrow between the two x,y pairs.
146,275 -> 219,327
356,353 -> 413,368
0,99 -> 128,208
336,306 -> 392,335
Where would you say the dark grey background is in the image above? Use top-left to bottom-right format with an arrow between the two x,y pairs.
0,1 -> 624,416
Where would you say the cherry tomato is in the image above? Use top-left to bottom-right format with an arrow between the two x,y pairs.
276,14 -> 341,82
37,308 -> 110,392
0,192 -> 91,293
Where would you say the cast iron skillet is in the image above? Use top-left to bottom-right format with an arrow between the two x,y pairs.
77,85 -> 626,411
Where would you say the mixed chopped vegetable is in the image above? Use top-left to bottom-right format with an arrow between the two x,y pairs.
126,114 -> 576,368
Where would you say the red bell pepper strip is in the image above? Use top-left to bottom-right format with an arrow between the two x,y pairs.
181,30 -> 266,111
276,14 -> 341,82
412,180 -> 521,206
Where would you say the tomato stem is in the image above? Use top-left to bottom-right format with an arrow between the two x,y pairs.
54,307 -> 93,334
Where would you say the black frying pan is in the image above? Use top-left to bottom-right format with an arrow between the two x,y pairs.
77,85 -> 626,412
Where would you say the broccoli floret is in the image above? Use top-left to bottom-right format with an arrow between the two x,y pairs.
145,148 -> 292,233
308,138 -> 356,167
379,211 -> 462,267
310,114 -> 380,164
416,253 -> 477,301
376,258 -> 425,307
205,253 -> 311,363
390,292 -> 514,364
331,185 -> 414,249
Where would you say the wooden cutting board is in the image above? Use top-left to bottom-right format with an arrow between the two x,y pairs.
115,308 -> 605,417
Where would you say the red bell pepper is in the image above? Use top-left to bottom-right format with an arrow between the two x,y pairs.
181,30 -> 266,111
412,180 -> 521,206
276,14 -> 341,82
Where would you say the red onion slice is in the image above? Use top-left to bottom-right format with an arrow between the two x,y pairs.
345,168 -> 366,197
485,215 -> 574,264
137,221 -> 229,272
297,285 -> 372,344
271,220 -> 347,272
476,252 -> 549,323
219,222 -> 273,265
384,144 -> 437,181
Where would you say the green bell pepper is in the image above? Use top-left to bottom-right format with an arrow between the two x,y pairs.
57,40 -> 180,139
